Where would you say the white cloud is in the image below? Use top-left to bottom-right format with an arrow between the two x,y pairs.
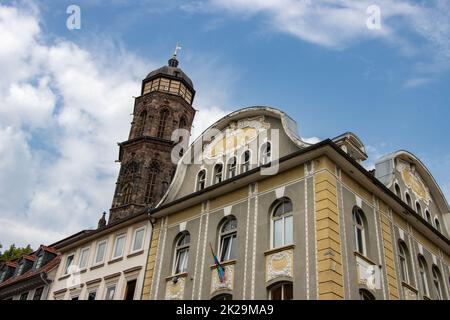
403,77 -> 433,88
0,2 -> 231,249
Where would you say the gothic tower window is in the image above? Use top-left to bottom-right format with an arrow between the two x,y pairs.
179,115 -> 187,129
122,184 -> 133,205
145,161 -> 160,205
157,109 -> 169,139
136,111 -> 147,137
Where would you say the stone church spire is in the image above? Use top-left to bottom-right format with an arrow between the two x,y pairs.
108,50 -> 196,223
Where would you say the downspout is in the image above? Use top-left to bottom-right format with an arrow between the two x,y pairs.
138,208 -> 156,300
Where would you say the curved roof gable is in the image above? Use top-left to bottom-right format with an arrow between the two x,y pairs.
158,106 -> 311,205
375,150 -> 450,216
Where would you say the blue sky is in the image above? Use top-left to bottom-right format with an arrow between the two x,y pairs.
0,0 -> 449,248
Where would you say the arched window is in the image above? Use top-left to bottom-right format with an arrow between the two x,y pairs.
405,192 -> 412,207
269,282 -> 293,300
352,208 -> 367,256
227,157 -> 237,179
432,265 -> 444,300
144,161 -> 160,204
241,150 -> 251,173
173,232 -> 190,275
197,170 -> 206,191
219,216 -> 237,261
425,210 -> 432,224
435,218 -> 441,233
416,202 -> 422,216
157,109 -> 169,139
136,111 -> 147,137
122,184 -> 133,205
359,289 -> 375,300
179,115 -> 187,129
394,183 -> 401,199
271,198 -> 293,248
260,142 -> 271,164
213,163 -> 223,184
211,293 -> 232,300
418,255 -> 430,298
398,240 -> 411,284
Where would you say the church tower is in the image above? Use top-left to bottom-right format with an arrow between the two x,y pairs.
109,50 -> 196,223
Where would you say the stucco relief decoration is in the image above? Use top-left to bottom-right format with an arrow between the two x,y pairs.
396,159 -> 431,204
165,276 -> 186,300
205,116 -> 270,159
403,284 -> 418,300
355,255 -> 381,290
211,265 -> 234,294
266,249 -> 293,282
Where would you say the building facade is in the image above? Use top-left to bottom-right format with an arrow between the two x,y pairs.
140,107 -> 450,300
0,245 -> 60,300
48,213 -> 152,300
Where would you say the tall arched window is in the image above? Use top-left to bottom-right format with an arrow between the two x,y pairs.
213,163 -> 223,184
260,142 -> 271,164
271,198 -> 293,248
241,150 -> 251,173
179,115 -> 187,129
432,265 -> 444,300
394,183 -> 401,199
227,157 -> 237,179
425,210 -> 432,224
352,208 -> 367,256
398,240 -> 411,284
157,109 -> 169,139
197,170 -> 206,191
418,255 -> 430,298
269,282 -> 293,300
416,202 -> 422,216
122,184 -> 133,205
359,289 -> 375,300
173,232 -> 190,275
136,111 -> 147,137
405,192 -> 412,207
434,218 -> 441,233
219,216 -> 237,262
144,161 -> 160,204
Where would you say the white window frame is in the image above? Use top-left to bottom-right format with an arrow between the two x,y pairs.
353,208 -> 367,256
64,253 -> 75,275
131,226 -> 146,253
112,234 -> 127,260
418,256 -> 430,298
218,217 -> 237,262
105,283 -> 117,300
78,246 -> 90,271
260,141 -> 272,165
270,200 -> 293,249
196,169 -> 206,191
87,288 -> 98,301
173,233 -> 190,275
398,241 -> 410,284
93,240 -> 108,266
434,217 -> 441,233
241,150 -> 251,173
432,266 -> 444,300
227,157 -> 237,179
213,163 -> 223,184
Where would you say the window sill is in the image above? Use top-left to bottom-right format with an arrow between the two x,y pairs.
264,244 -> 295,256
401,281 -> 418,293
58,274 -> 70,281
127,250 -> 144,259
353,251 -> 378,266
165,272 -> 188,280
108,257 -> 123,265
210,259 -> 236,269
90,263 -> 104,271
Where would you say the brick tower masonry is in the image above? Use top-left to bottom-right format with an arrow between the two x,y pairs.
109,55 -> 196,223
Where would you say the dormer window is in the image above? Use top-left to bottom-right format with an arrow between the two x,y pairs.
16,262 -> 25,276
35,253 -> 44,269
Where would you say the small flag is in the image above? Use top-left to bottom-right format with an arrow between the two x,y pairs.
209,242 -> 226,283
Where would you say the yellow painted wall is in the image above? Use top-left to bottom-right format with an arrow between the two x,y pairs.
314,156 -> 344,300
